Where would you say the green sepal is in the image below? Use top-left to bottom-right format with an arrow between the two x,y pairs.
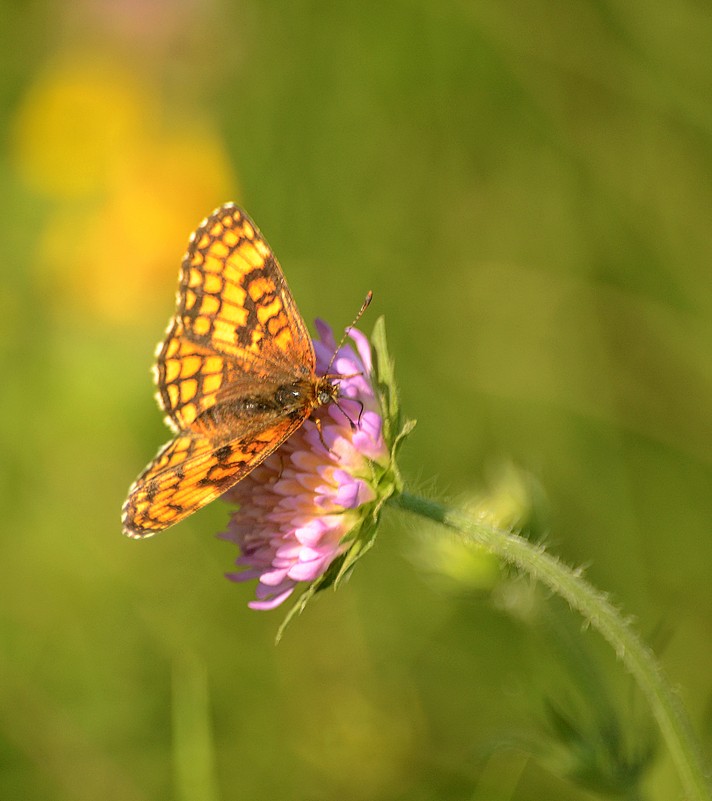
371,315 -> 416,493
275,573 -> 324,643
370,316 -> 402,448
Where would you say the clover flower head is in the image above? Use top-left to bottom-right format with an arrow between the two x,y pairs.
220,319 -> 400,612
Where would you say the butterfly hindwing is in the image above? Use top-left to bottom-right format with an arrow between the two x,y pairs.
122,414 -> 305,538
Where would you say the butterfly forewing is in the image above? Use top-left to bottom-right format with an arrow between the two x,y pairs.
155,204 -> 315,432
122,203 -> 325,539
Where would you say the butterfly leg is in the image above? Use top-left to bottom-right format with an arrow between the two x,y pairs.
275,450 -> 288,481
313,416 -> 331,453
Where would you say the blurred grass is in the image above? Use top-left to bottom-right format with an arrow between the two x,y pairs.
1,1 -> 712,799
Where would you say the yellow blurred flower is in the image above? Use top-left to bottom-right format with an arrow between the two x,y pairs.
13,57 -> 154,199
12,54 -> 236,324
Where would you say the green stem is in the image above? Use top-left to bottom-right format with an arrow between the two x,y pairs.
392,491 -> 711,801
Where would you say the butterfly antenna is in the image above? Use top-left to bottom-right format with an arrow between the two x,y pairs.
325,291 -> 373,375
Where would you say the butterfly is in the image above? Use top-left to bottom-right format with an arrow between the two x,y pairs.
122,202 -> 370,538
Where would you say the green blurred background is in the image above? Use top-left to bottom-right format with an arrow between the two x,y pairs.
2,1 -> 711,799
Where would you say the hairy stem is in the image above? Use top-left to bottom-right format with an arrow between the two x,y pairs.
392,491 -> 711,801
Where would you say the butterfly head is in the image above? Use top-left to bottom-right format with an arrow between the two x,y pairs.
318,388 -> 336,406
314,374 -> 340,408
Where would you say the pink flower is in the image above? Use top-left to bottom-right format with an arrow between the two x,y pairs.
220,320 -> 391,610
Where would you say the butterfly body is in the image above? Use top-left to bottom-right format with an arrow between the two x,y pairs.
122,203 -> 338,539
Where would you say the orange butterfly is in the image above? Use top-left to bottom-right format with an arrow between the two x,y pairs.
122,203 -> 368,538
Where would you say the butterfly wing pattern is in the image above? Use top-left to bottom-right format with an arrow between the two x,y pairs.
122,203 -> 335,538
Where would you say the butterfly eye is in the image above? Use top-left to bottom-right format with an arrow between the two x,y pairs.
318,390 -> 332,406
